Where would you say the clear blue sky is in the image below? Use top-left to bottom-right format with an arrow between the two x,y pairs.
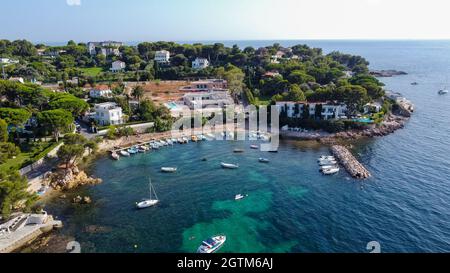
2,0 -> 450,42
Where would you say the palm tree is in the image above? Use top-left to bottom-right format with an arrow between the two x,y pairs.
131,85 -> 145,104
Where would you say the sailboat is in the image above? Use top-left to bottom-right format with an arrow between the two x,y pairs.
438,88 -> 448,95
136,178 -> 159,209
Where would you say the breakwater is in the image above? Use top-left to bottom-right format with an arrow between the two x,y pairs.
330,145 -> 371,179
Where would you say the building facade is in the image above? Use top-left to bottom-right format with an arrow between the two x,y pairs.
111,61 -> 126,72
154,50 -> 170,63
276,101 -> 348,120
192,58 -> 210,69
94,102 -> 124,126
179,79 -> 228,92
90,87 -> 113,98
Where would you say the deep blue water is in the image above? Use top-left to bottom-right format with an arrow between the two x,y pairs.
43,40 -> 450,253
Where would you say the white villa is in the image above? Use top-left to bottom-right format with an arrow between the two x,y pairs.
1,58 -> 19,65
154,50 -> 170,63
192,58 -> 210,69
276,101 -> 348,120
87,41 -> 123,56
111,61 -> 126,72
89,87 -> 113,98
94,102 -> 124,126
183,91 -> 234,110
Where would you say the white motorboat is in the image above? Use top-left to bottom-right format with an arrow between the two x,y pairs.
161,167 -> 177,173
319,160 -> 337,166
438,89 -> 448,95
182,137 -> 189,143
235,194 -> 247,200
259,158 -> 270,163
250,145 -> 259,149
111,152 -> 120,160
221,162 -> 239,169
318,156 -> 335,162
136,178 -> 159,209
322,167 -> 340,175
120,150 -> 130,157
197,235 -> 227,253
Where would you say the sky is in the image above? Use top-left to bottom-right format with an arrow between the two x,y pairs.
1,0 -> 450,42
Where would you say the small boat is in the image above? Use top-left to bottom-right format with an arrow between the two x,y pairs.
127,147 -> 138,154
250,145 -> 259,149
411,82 -> 419,85
138,146 -> 147,153
171,138 -> 178,143
177,138 -> 184,144
182,137 -> 189,143
319,160 -> 337,166
111,152 -> 120,160
120,150 -> 130,157
235,194 -> 247,200
318,156 -> 335,162
200,135 -> 207,141
136,178 -> 159,209
322,167 -> 340,175
161,167 -> 177,173
206,133 -> 215,139
268,150 -> 278,153
197,235 -> 227,253
259,158 -> 270,163
191,135 -> 198,142
438,89 -> 449,95
221,162 -> 239,169
160,140 -> 167,146
233,149 -> 244,153
320,165 -> 336,172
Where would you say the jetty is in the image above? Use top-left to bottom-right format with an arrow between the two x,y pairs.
0,212 -> 62,253
330,145 -> 371,179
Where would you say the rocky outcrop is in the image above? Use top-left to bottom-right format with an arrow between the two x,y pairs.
72,195 -> 92,204
370,70 -> 407,77
319,114 -> 408,143
48,166 -> 102,191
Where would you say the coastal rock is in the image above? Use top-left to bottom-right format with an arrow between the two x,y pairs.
72,195 -> 92,204
49,167 -> 102,191
370,70 -> 408,77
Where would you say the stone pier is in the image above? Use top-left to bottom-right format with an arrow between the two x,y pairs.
330,145 -> 371,179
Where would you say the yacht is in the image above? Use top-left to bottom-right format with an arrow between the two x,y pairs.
259,158 -> 270,163
250,145 -> 259,149
111,152 -> 120,160
136,179 -> 159,209
319,160 -> 337,166
197,235 -> 227,253
235,194 -> 247,200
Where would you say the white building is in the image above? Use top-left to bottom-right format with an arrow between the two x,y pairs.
154,50 -> 170,64
90,87 -> 113,98
1,58 -> 19,64
364,102 -> 382,114
94,102 -> 124,126
276,101 -> 348,120
87,41 -> 123,56
192,58 -> 210,69
183,91 -> 234,110
111,61 -> 126,72
9,77 -> 24,84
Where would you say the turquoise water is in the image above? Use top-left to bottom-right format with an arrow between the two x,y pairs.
42,41 -> 450,253
354,118 -> 373,123
165,102 -> 178,110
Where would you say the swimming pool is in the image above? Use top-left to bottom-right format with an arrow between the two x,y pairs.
353,117 -> 373,123
165,102 -> 179,110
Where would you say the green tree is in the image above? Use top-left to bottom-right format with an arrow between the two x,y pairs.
106,125 -> 117,140
285,84 -> 306,101
85,140 -> 98,155
0,108 -> 31,127
223,65 -> 245,99
0,118 -> 8,142
57,144 -> 84,169
131,85 -> 145,103
37,109 -> 74,142
0,170 -> 37,218
339,85 -> 369,116
63,133 -> 87,145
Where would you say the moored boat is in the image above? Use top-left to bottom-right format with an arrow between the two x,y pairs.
221,162 -> 239,169
322,167 -> 340,175
250,145 -> 259,149
136,178 -> 159,209
191,135 -> 198,142
161,167 -> 177,173
111,152 -> 120,160
120,150 -> 131,157
127,147 -> 138,154
235,194 -> 247,200
319,160 -> 337,166
197,235 -> 226,253
259,158 -> 270,163
233,149 -> 244,153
